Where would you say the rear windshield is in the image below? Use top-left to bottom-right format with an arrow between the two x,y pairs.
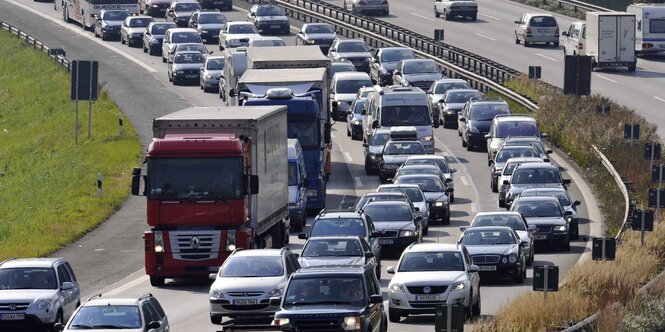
446,91 -> 481,103
129,18 -> 152,27
495,147 -> 540,163
175,3 -> 201,11
151,23 -> 175,34
511,167 -> 562,184
650,19 -> 665,34
102,11 -> 129,21
370,132 -> 390,146
434,82 -> 469,94
330,64 -> 356,76
206,58 -> 224,70
335,79 -> 372,94
174,53 -> 204,64
378,187 -> 424,202
513,200 -> 562,217
311,218 -> 367,238
403,61 -> 438,74
172,32 -> 201,43
496,121 -> 538,138
396,177 -> 443,192
337,41 -> 369,53
380,49 -> 415,62
288,163 -> 297,186
383,142 -> 426,155
472,215 -> 526,230
529,16 -> 557,27
469,104 -> 510,121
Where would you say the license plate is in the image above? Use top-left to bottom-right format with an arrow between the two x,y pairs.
379,239 -> 394,245
415,295 -> 440,301
233,299 -> 258,305
478,265 -> 497,271
185,74 -> 197,78
535,235 -> 547,240
1,313 -> 25,321
271,25 -> 280,29
214,1 -> 223,3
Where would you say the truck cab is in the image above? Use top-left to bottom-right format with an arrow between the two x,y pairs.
287,139 -> 308,232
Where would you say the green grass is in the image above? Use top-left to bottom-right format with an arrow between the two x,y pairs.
0,30 -> 141,259
486,90 -> 530,114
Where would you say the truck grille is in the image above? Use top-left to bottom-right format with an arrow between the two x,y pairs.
0,302 -> 30,311
407,286 -> 447,294
169,230 -> 221,261
411,81 -> 434,89
472,255 -> 500,264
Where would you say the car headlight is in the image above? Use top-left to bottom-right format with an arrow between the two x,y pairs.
267,288 -> 283,298
205,74 -> 213,79
272,318 -> 289,326
433,201 -> 445,207
508,253 -> 518,264
389,283 -> 405,292
175,70 -> 184,74
103,25 -> 111,31
149,39 -> 159,45
399,230 -> 415,237
369,154 -> 378,160
401,80 -> 409,87
36,299 -> 51,310
422,135 -> 433,142
306,39 -> 316,44
343,316 -> 361,331
451,282 -> 465,291
151,4 -> 159,7
364,57 -> 372,62
445,108 -> 456,114
154,231 -> 164,253
352,120 -> 361,125
554,225 -> 567,232
229,39 -> 241,45
210,287 -> 223,298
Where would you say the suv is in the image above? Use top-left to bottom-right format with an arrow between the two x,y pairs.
0,258 -> 81,331
271,266 -> 387,332
485,115 -> 546,161
93,9 -> 130,41
208,248 -> 300,323
56,293 -> 168,331
562,21 -> 586,56
458,97 -> 511,151
369,47 -> 416,86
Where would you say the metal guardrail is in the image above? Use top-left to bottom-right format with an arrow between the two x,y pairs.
0,19 -> 72,71
547,0 -> 611,14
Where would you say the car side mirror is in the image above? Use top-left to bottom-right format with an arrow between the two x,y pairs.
415,216 -> 423,221
459,226 -> 467,232
372,120 -> 379,129
147,321 -> 161,329
574,200 -> 581,206
298,233 -> 308,240
269,297 -> 281,306
562,31 -> 569,36
468,264 -> 479,272
386,266 -> 395,274
369,294 -> 383,304
445,178 -> 453,183
459,117 -> 466,123
488,160 -> 493,167
229,89 -> 236,97
503,180 -> 510,185
365,252 -> 375,259
514,20 -> 520,24
60,281 -> 74,291
53,323 -> 65,332
450,168 -> 457,173
563,179 -> 571,184
484,134 -> 491,139
209,273 -> 217,281
393,71 -> 401,76
433,121 -> 440,129
362,143 -> 369,148
294,253 -> 300,258
361,109 -> 366,115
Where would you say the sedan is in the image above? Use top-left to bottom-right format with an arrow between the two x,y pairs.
168,42 -> 211,62
503,162 -> 571,208
519,187 -> 581,240
438,89 -> 482,128
394,174 -> 452,224
392,59 -> 443,90
378,140 -> 427,183
93,9 -> 130,41
120,15 -> 155,47
459,226 -> 527,283
370,47 -> 416,86
403,155 -> 457,202
377,184 -> 429,234
346,98 -> 365,140
168,51 -> 205,85
143,21 -> 177,55
295,23 -> 337,53
247,4 -> 290,35
466,211 -> 535,266
363,128 -> 391,175
488,144 -> 543,193
426,78 -> 470,124
328,39 -> 373,73
497,157 -> 547,208
298,236 -> 379,277
189,10 -> 227,43
165,0 -> 202,27
510,196 -> 572,251
362,201 -> 423,253
200,55 -> 225,92
219,22 -> 261,50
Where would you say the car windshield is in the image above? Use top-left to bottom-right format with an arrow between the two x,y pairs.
511,167 -> 561,184
383,142 -> 426,155
514,200 -> 562,217
68,306 -> 141,329
496,121 -> 539,138
310,218 -> 367,238
305,24 -> 334,34
446,91 -> 481,103
370,133 -> 390,146
469,104 -> 510,121
396,177 -> 443,192
335,78 -> 372,94
352,100 -> 366,114
529,16 -> 557,27
219,256 -> 284,277
172,32 -> 201,43
380,49 -> 415,62
229,24 -> 258,34
0,268 -> 57,290
472,215 -> 526,230
337,41 -> 369,53
378,187 -> 424,202
251,39 -> 285,47
402,60 -> 438,74
462,229 -> 516,245
398,252 -> 465,272
380,105 -> 431,126
147,157 -> 244,200
102,11 -> 129,21
256,5 -> 284,16
151,23 -> 174,34
288,121 -> 319,147
288,162 -> 297,186
199,13 -> 226,24
302,239 -> 363,257
175,3 -> 201,11
495,147 -> 540,163
173,52 -> 204,63
129,18 -> 152,27
206,58 -> 224,70
404,159 -> 450,173
434,82 -> 470,94
363,204 -> 412,222
284,278 -> 365,306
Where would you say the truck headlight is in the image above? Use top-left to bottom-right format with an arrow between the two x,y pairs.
389,283 -> 405,292
36,300 -> 51,310
343,316 -> 361,331
508,253 -> 518,264
226,229 -> 236,252
154,231 -> 164,253
422,135 -> 433,142
554,225 -> 567,232
451,282 -> 465,291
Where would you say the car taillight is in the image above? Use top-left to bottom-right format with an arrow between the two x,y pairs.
555,28 -> 559,35
525,28 -> 532,36
578,43 -> 583,50
643,43 -> 654,49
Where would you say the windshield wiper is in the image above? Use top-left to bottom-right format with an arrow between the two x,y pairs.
69,324 -> 94,329
292,301 -> 355,305
91,325 -> 128,329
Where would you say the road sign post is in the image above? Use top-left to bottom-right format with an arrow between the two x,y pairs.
70,60 -> 99,143
592,237 -> 616,261
434,303 -> 464,332
596,105 -> 610,114
624,124 -> 640,147
632,209 -> 654,246
533,265 -> 559,301
528,66 -> 541,98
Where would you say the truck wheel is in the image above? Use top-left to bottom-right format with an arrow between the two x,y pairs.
210,314 -> 222,325
628,62 -> 636,72
150,276 -> 165,287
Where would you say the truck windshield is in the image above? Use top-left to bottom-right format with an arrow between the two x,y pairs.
288,162 -> 297,186
284,277 -> 365,305
288,122 -> 319,147
380,105 -> 431,126
148,157 -> 244,200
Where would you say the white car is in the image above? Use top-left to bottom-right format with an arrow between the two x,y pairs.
161,28 -> 202,63
218,21 -> 261,50
329,71 -> 372,121
386,243 -> 480,323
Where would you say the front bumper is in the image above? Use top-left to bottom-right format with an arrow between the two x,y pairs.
466,131 -> 487,148
389,289 -> 468,315
175,17 -> 190,27
0,313 -> 58,331
533,231 -> 568,246
202,77 -> 220,88
256,21 -> 290,34
442,109 -> 461,125
128,34 -> 143,44
378,167 -> 397,179
173,72 -> 200,81
199,31 -> 221,42
210,298 -> 279,317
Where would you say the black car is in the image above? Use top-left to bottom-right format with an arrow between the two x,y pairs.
459,226 -> 527,283
510,196 -> 571,251
166,1 -> 202,27
362,201 -> 423,253
271,266 -> 387,332
394,174 -> 452,224
458,98 -> 511,151
188,10 -> 227,43
363,128 -> 391,175
295,23 -> 337,54
369,47 -> 416,86
143,22 -> 177,55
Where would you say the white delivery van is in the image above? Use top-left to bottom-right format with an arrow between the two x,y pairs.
562,21 -> 587,56
585,11 -> 637,71
627,3 -> 665,56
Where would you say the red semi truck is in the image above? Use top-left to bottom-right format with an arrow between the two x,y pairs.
131,106 -> 289,286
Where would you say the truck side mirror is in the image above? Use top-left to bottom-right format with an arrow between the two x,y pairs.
324,123 -> 332,144
131,167 -> 142,196
248,175 -> 259,194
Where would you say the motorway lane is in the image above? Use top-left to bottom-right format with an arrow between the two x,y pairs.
324,0 -> 665,139
1,0 -> 598,328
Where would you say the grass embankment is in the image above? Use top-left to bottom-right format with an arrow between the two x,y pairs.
475,75 -> 663,331
0,30 -> 141,259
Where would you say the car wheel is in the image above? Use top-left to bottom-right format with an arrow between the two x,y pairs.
472,288 -> 481,316
379,174 -> 387,184
523,39 -> 530,47
210,314 -> 222,325
364,159 -> 371,175
143,43 -> 148,53
514,267 -> 524,283
434,7 -> 440,18
450,193 -> 455,203
173,77 -> 178,85
554,41 -> 559,47
571,222 -> 579,240
562,238 -> 571,251
471,14 -> 477,21
458,127 -> 462,137
120,35 -> 126,44
461,137 -> 467,147
162,54 -> 166,63
423,225 -> 429,235
101,32 -> 107,41
388,308 -> 401,323
94,28 -> 99,38
50,311 -> 63,332
150,276 -> 165,287
292,216 -> 303,233
347,127 -> 351,137
376,263 -> 381,280
444,210 -> 450,225
491,177 -> 497,193
466,142 -> 473,151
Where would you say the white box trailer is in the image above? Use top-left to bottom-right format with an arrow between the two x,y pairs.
586,11 -> 637,71
627,3 -> 665,55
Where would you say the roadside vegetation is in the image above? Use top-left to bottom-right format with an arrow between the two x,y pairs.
474,74 -> 663,331
0,30 -> 141,259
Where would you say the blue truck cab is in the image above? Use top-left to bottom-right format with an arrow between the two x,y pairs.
287,139 -> 308,232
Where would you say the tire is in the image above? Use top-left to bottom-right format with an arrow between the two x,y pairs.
571,222 -> 579,240
471,14 -> 477,21
210,314 -> 222,325
491,177 -> 497,193
364,159 -> 371,175
379,174 -> 387,184
150,276 -> 165,287
554,41 -> 559,47
471,288 -> 481,316
121,35 -> 126,44
461,138 -> 467,147
458,128 -> 462,137
162,54 -> 166,63
444,210 -> 450,225
149,47 -> 155,56
143,44 -> 148,53
466,142 -> 473,151
388,308 -> 401,323
423,226 -> 428,235
375,263 -> 381,280
443,9 -> 449,20
527,250 -> 533,266
450,193 -> 455,203
94,28 -> 99,38
347,127 -> 351,137
514,266 -> 524,283
168,73 -> 172,82
434,7 -> 440,18
173,77 -> 178,85
51,312 -> 63,332
562,238 -> 571,251
523,40 -> 530,47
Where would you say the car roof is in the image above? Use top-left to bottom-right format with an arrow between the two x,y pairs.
378,184 -> 422,189
470,98 -> 508,106
380,47 -> 412,52
521,187 -> 567,194
495,115 -> 536,122
304,22 -> 332,27
505,157 -> 547,163
206,55 -> 225,60
407,243 -> 461,253
0,258 -> 62,269
407,155 -> 446,161
331,61 -> 355,67
514,195 -> 559,203
167,28 -> 198,33
227,21 -> 255,26
396,174 -> 441,180
363,192 -> 406,197
249,36 -> 283,41
174,0 -> 199,3
231,248 -> 283,257
372,128 -> 392,135
474,211 -> 523,217
399,164 -> 440,170
364,200 -> 410,208
127,15 -> 152,20
292,265 -> 367,278
526,13 -> 555,17
305,236 -> 363,241
85,298 -> 142,307
514,162 -> 558,170
337,39 -> 366,44
333,72 -> 371,80
465,226 -> 514,232
317,211 -> 364,219
445,88 -> 479,94
434,78 -> 468,84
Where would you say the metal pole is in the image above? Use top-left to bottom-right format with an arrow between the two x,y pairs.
88,64 -> 93,140
543,265 -> 548,301
657,165 -> 663,223
601,237 -> 606,261
119,113 -> 124,137
630,126 -> 634,147
532,76 -> 537,98
446,303 -> 452,332
641,206 -> 646,246
75,60 -> 80,144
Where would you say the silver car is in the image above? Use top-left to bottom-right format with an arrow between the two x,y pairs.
168,51 -> 205,85
298,236 -> 378,276
120,15 -> 155,47
393,59 -> 443,91
330,72 -> 372,121
403,155 -> 457,202
219,21 -> 261,50
514,13 -> 560,47
200,55 -> 225,92
168,42 -> 210,63
295,23 -> 337,53
344,0 -> 389,16
386,243 -> 480,322
438,89 -> 481,128
0,258 -> 81,330
328,39 -> 373,73
208,248 -> 299,323
377,184 -> 429,234
467,211 -> 535,266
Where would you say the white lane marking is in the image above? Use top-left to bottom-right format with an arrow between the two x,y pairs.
433,138 -> 481,215
535,53 -> 557,62
344,152 -> 353,162
104,275 -> 149,296
411,13 -> 436,21
354,177 -> 363,188
470,203 -> 477,213
93,248 -> 105,252
460,175 -> 469,186
594,74 -> 618,83
331,133 -> 336,139
479,13 -> 501,21
654,96 -> 665,103
474,33 -> 496,41
7,0 -> 157,73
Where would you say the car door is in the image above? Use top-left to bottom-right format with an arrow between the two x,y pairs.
55,264 -> 76,318
365,218 -> 380,259
162,31 -> 171,57
189,12 -> 198,28
365,271 -> 382,331
327,40 -> 338,59
392,61 -> 403,85
141,302 -> 160,331
458,103 -> 469,135
515,15 -> 527,39
369,49 -> 380,81
463,247 -> 480,303
145,300 -> 168,331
